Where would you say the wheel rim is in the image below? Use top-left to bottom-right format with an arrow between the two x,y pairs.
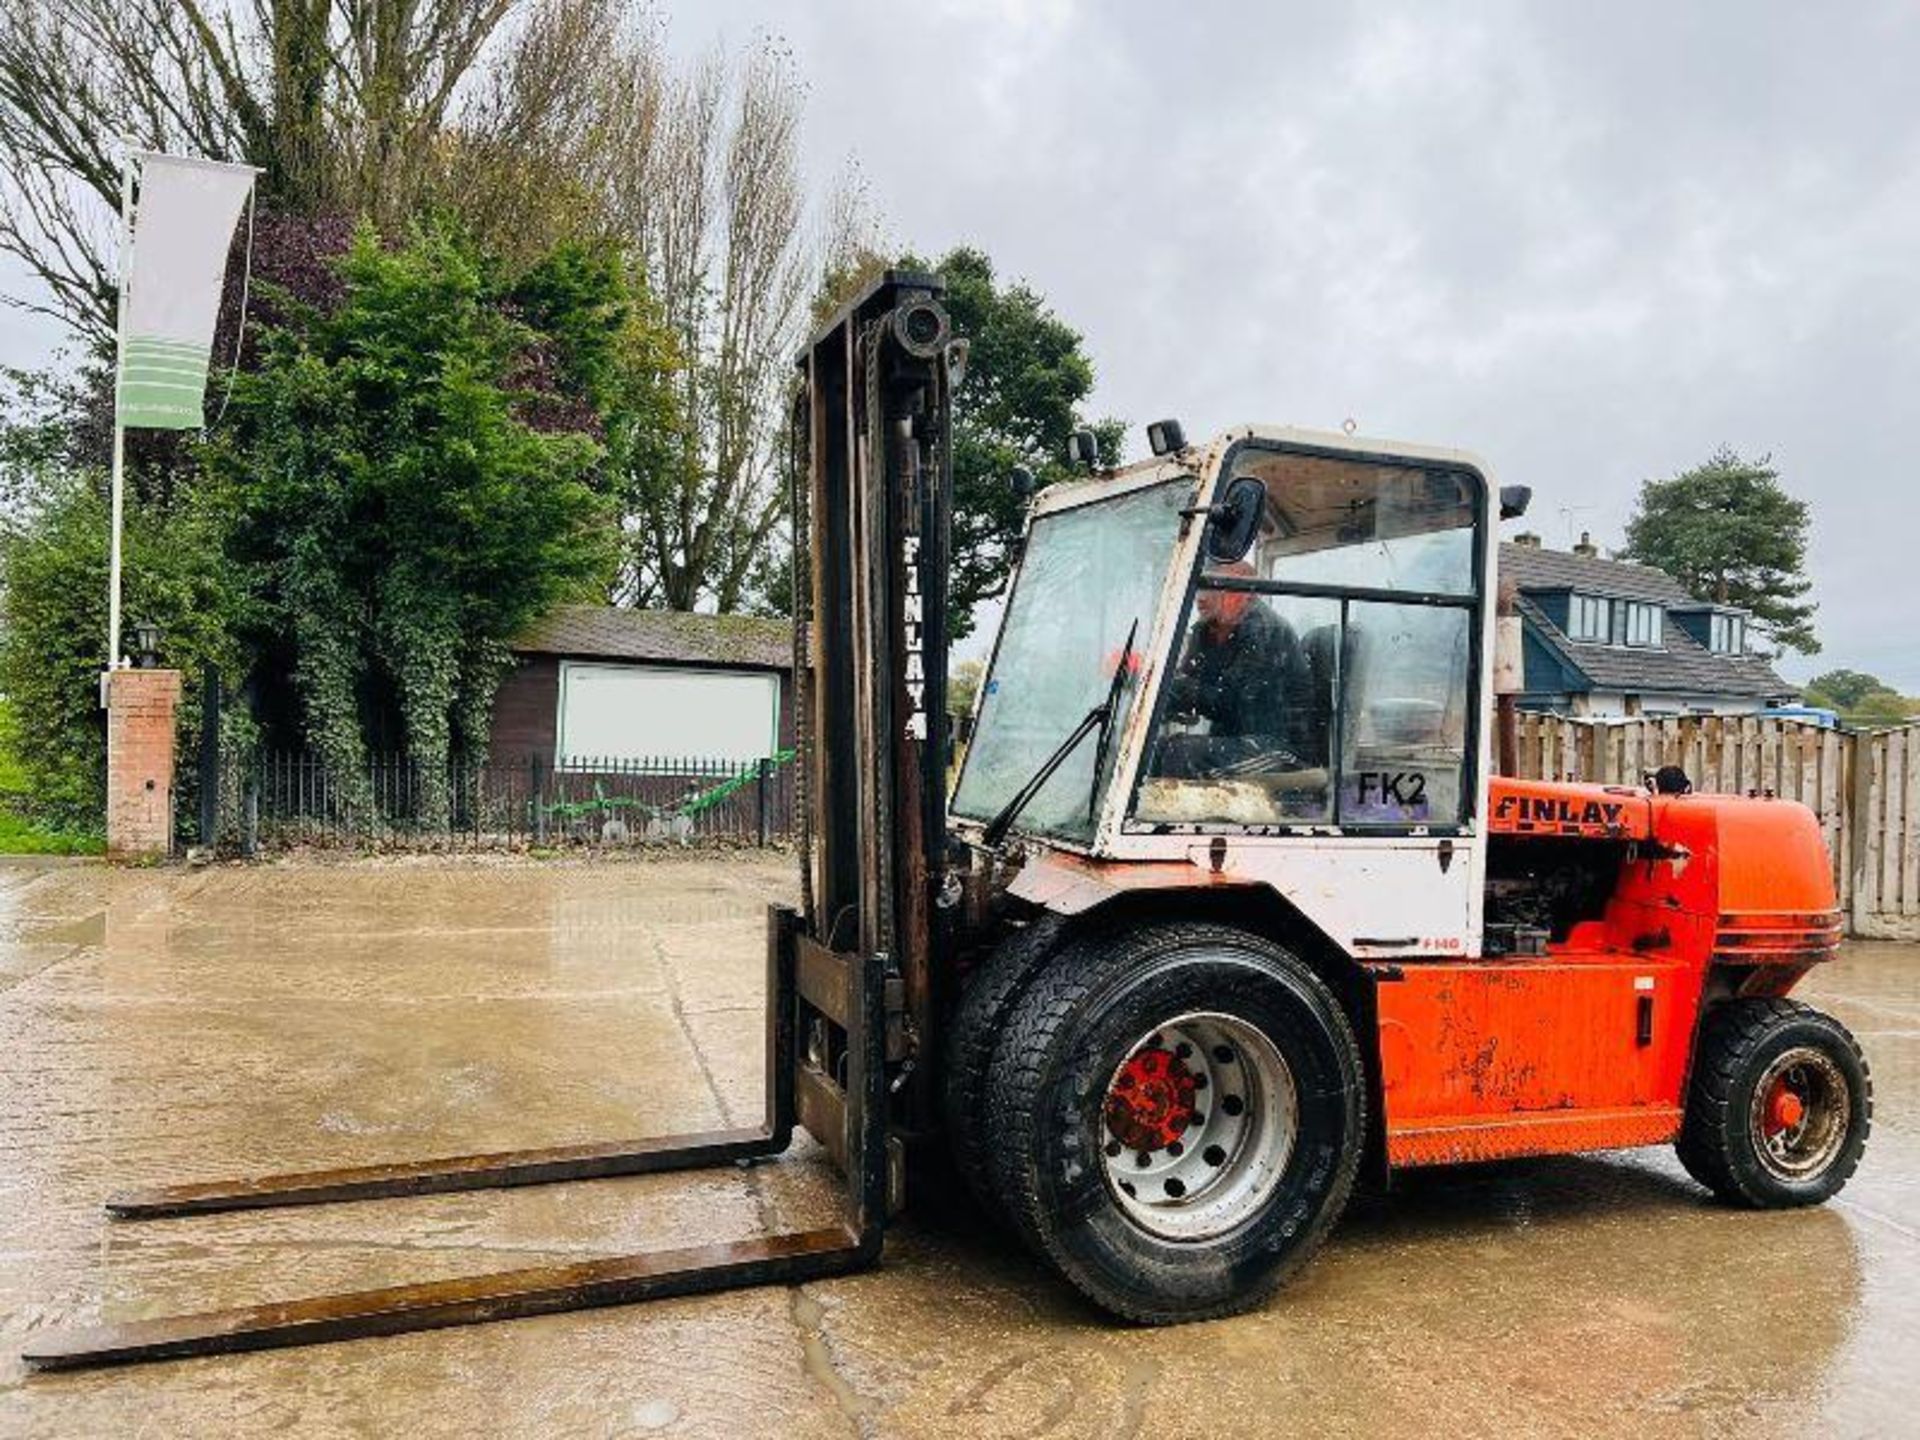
1748,1045 -> 1851,1182
1098,1011 -> 1297,1242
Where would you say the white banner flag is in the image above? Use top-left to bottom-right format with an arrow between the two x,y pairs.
116,153 -> 257,430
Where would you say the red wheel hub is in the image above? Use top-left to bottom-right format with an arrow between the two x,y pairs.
1764,1079 -> 1807,1136
1105,1048 -> 1197,1152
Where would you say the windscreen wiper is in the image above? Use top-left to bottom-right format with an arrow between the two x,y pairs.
1086,618 -> 1140,823
982,619 -> 1139,849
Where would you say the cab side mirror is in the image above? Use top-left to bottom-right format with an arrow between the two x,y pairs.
1202,476 -> 1266,564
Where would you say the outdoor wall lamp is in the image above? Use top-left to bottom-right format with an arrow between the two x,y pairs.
132,621 -> 162,669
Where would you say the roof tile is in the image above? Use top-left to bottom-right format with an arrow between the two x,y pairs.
513,604 -> 792,669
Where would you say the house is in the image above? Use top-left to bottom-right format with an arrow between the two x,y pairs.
1503,533 -> 1795,717
489,605 -> 793,769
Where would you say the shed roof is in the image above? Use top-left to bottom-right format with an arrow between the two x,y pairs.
513,604 -> 792,670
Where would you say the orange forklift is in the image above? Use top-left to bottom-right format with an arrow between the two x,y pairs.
25,273 -> 1871,1367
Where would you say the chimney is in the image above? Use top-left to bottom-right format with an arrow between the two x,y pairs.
1572,530 -> 1598,557
1513,531 -> 1542,548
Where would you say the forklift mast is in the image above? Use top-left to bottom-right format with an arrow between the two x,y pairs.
21,273 -> 959,1371
794,272 -> 956,1141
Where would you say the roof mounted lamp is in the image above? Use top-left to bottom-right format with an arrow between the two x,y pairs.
1146,418 -> 1186,455
1499,485 -> 1533,520
1066,428 -> 1100,472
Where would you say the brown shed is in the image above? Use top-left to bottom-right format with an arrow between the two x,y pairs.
489,605 -> 794,770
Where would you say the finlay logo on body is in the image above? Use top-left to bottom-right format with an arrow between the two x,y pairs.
1494,793 -> 1627,828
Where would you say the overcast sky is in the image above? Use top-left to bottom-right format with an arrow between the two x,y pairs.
5,2 -> 1915,686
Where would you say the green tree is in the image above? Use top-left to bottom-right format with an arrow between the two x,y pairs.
947,657 -> 986,719
209,221 -> 617,819
1620,447 -> 1818,656
0,0 -> 599,342
1803,669 -> 1914,727
1801,669 -> 1885,710
1844,691 -> 1916,727
903,247 -> 1124,638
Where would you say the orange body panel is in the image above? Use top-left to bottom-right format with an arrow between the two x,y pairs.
1382,785 -> 1841,1169
1375,957 -> 1697,1166
1008,779 -> 1842,1173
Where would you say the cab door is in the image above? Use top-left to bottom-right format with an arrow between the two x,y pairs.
1116,432 -> 1495,959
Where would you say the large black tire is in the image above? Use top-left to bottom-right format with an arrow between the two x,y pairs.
941,917 -> 1065,1222
983,921 -> 1365,1323
1677,998 -> 1871,1208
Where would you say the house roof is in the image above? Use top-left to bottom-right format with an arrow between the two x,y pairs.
513,604 -> 792,669
1500,541 -> 1692,604
1502,544 -> 1793,700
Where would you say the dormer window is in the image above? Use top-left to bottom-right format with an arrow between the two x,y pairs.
1618,600 -> 1662,648
1567,593 -> 1661,647
1568,594 -> 1610,641
1709,612 -> 1745,654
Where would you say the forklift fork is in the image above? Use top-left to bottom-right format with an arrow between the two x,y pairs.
22,907 -> 892,1370
24,271 -> 950,1372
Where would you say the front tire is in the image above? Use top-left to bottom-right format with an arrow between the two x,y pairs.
942,917 -> 1065,1223
983,921 -> 1365,1323
1677,998 -> 1871,1207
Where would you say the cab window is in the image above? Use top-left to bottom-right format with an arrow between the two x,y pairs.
1133,447 -> 1479,831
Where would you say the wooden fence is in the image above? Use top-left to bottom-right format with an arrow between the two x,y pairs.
1511,714 -> 1918,939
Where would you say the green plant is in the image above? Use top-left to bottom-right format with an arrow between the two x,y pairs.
0,468 -> 235,832
209,221 -> 618,818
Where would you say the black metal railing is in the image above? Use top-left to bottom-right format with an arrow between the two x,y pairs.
207,751 -> 795,853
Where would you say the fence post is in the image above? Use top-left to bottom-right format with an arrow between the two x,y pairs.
1847,730 -> 1874,936
757,756 -> 771,846
532,751 -> 546,844
242,766 -> 259,859
196,668 -> 221,849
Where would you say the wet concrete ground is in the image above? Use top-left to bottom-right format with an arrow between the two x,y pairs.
0,854 -> 1914,1438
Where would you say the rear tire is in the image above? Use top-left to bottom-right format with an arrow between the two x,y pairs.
983,921 -> 1365,1323
1677,998 -> 1871,1208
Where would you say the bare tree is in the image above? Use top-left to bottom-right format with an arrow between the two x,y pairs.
3,1 -> 854,614
605,36 -> 824,612
0,0 -> 529,345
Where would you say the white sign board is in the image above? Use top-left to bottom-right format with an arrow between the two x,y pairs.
557,663 -> 778,766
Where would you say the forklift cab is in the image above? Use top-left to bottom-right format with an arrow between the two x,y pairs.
950,427 -> 1496,960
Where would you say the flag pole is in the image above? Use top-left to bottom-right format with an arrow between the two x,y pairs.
105,150 -> 135,682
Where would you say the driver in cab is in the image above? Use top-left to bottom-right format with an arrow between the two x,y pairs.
1161,561 -> 1310,776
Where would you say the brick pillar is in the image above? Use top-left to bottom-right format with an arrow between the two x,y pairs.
105,668 -> 183,859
